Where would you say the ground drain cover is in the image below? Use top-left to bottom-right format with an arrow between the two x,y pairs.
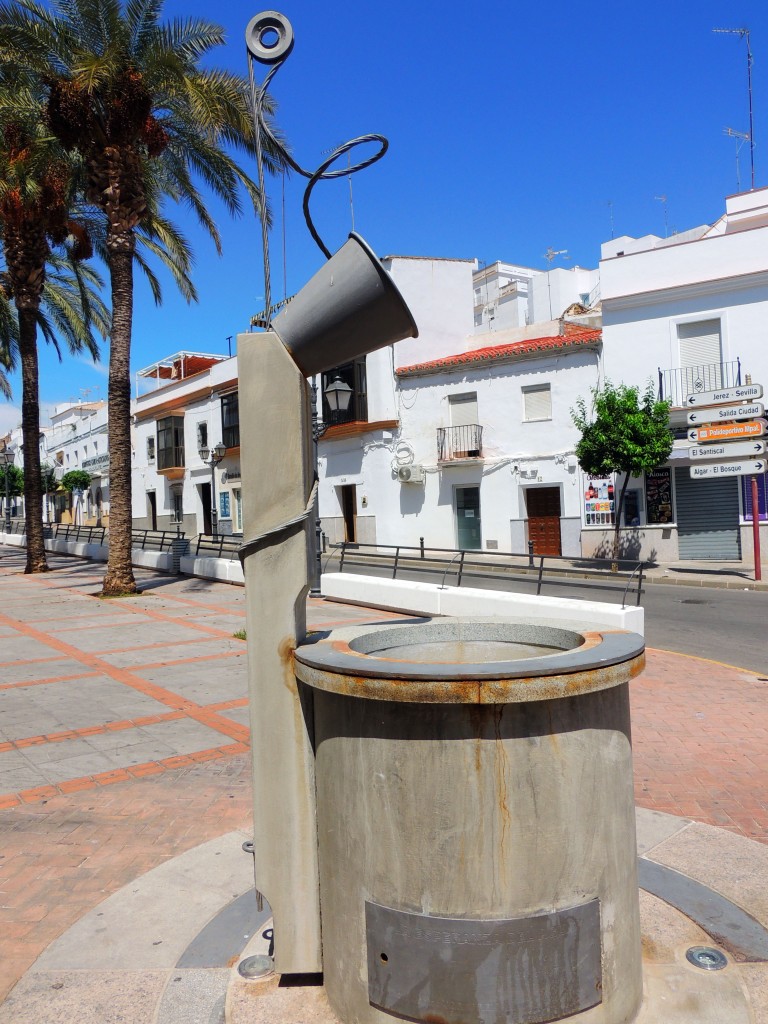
686,946 -> 728,970
238,954 -> 274,980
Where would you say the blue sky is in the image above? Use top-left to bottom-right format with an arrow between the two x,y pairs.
3,0 -> 768,430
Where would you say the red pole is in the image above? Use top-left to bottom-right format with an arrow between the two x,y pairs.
752,474 -> 762,582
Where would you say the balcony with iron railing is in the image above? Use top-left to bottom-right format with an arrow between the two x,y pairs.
437,424 -> 483,462
658,359 -> 741,409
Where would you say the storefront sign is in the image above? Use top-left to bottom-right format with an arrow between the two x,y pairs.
82,453 -> 110,473
645,467 -> 673,525
584,477 -> 615,526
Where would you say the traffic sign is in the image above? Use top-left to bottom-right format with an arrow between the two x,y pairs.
689,458 -> 767,480
687,402 -> 764,425
689,440 -> 767,460
685,383 -> 763,407
688,420 -> 767,443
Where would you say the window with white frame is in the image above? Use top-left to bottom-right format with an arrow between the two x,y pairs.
146,436 -> 155,463
522,383 -> 552,421
197,421 -> 208,450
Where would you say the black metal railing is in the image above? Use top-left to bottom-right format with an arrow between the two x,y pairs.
53,523 -> 107,545
131,529 -> 185,552
658,359 -> 741,408
437,424 -> 483,461
194,533 -> 243,560
333,541 -> 645,607
2,518 -> 26,535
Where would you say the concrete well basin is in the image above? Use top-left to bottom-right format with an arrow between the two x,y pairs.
293,618 -> 645,1024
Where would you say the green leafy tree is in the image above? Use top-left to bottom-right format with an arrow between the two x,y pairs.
572,381 -> 673,559
0,460 -> 23,495
0,0 -> 284,595
60,469 -> 91,492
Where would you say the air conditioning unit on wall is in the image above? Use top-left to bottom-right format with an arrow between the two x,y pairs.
397,464 -> 425,484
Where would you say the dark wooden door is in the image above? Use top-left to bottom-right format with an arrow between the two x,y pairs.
526,487 -> 562,556
341,484 -> 357,542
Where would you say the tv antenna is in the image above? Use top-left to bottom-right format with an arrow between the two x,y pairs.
607,200 -> 615,239
713,27 -> 755,189
654,194 -> 669,237
723,127 -> 751,192
543,248 -> 570,320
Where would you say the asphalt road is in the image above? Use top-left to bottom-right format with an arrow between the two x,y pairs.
642,583 -> 768,675
321,556 -> 768,675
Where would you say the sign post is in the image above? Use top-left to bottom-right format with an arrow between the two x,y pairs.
686,389 -> 765,581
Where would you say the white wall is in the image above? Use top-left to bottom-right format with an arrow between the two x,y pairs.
320,347 -> 600,554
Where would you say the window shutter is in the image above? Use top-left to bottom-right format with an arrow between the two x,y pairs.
449,393 -> 478,426
523,384 -> 552,421
678,320 -> 721,368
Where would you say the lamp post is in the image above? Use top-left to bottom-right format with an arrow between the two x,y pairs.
199,442 -> 226,536
0,450 -> 14,534
310,375 -> 353,596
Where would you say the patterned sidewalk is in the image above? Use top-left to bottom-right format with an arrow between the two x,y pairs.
0,547 -> 766,1003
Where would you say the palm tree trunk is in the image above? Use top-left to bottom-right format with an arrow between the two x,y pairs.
102,231 -> 138,596
18,307 -> 48,574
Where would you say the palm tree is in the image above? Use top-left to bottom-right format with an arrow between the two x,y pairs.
0,0 -> 282,595
0,88 -> 105,573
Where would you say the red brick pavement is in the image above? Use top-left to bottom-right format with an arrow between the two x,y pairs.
0,754 -> 253,1002
633,648 -> 768,843
0,553 -> 766,1003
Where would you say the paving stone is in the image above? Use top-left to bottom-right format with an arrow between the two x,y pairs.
0,969 -> 169,1024
136,661 -> 247,705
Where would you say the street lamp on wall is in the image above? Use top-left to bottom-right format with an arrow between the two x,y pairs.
0,450 -> 15,534
199,441 -> 227,537
310,375 -> 353,596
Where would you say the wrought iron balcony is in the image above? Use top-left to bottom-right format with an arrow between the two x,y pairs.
437,424 -> 483,461
658,359 -> 741,408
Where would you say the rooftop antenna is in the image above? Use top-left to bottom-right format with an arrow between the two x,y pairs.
723,127 -> 751,191
713,27 -> 755,189
543,247 -> 570,320
654,194 -> 669,237
607,199 -> 615,239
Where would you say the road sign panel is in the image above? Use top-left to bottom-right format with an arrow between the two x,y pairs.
685,383 -> 763,407
687,402 -> 764,425
688,420 -> 767,443
689,440 -> 767,460
689,458 -> 767,480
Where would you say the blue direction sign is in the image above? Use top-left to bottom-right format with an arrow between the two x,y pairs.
687,402 -> 764,425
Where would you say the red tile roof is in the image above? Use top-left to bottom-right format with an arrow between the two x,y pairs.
396,325 -> 601,377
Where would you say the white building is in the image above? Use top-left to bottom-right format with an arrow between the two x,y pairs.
317,253 -> 601,557
598,186 -> 768,562
44,401 -> 110,524
132,351 -> 245,536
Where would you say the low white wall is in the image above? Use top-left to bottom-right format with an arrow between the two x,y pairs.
321,572 -> 645,634
179,554 -> 244,585
2,533 -> 177,575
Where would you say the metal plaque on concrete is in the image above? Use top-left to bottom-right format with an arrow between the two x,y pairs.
365,899 -> 602,1024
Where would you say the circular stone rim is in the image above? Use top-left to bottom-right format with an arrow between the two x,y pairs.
295,619 -> 643,680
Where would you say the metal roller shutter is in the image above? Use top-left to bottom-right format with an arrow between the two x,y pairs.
674,467 -> 741,560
